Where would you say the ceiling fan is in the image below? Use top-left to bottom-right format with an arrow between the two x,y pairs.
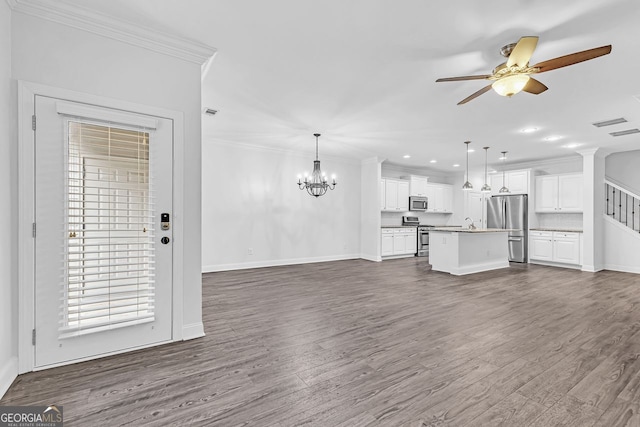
436,36 -> 612,105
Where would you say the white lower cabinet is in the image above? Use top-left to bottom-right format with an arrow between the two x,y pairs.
529,231 -> 581,266
381,228 -> 417,257
530,232 -> 554,261
553,233 -> 581,264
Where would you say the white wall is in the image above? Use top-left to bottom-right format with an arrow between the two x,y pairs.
604,216 -> 640,274
11,12 -> 205,346
202,141 -> 362,271
0,0 -> 17,398
603,149 -> 640,273
606,150 -> 640,196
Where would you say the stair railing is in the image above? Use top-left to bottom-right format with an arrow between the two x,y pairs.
605,180 -> 640,233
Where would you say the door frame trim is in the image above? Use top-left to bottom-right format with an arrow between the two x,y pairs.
18,81 -> 185,373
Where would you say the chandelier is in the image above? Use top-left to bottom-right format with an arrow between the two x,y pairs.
297,133 -> 337,197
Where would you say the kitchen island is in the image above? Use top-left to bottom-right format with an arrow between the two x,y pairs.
429,227 -> 510,275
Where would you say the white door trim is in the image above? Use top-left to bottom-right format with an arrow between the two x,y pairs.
18,81 -> 186,374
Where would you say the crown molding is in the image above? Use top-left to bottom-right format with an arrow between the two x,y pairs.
7,0 -> 216,65
490,154 -> 583,172
204,138 -> 362,166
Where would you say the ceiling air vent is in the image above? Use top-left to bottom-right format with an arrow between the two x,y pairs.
592,118 -> 627,127
609,129 -> 640,137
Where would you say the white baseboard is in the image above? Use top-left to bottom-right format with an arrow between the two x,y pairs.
581,264 -> 604,273
360,254 -> 382,262
202,253 -> 361,273
450,260 -> 510,276
182,322 -> 205,340
603,263 -> 640,274
530,260 -> 583,271
0,356 -> 18,399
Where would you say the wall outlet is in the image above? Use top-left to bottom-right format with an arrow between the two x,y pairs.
247,248 -> 253,255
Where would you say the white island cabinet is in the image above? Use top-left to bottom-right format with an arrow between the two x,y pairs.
429,228 -> 510,275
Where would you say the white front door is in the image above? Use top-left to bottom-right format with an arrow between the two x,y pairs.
34,96 -> 174,368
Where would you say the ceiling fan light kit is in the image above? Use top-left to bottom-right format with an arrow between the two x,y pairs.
491,74 -> 530,97
436,36 -> 612,105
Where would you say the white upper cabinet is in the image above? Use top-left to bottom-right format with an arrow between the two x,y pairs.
535,175 -> 559,212
558,174 -> 583,211
489,169 -> 530,195
397,180 -> 409,211
426,183 -> 453,213
489,173 -> 506,194
507,170 -> 529,194
405,175 -> 429,197
535,173 -> 583,213
382,178 -> 410,211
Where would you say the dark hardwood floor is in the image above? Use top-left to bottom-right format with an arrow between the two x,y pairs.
3,258 -> 640,426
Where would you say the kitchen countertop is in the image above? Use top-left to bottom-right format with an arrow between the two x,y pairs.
430,227 -> 516,233
530,228 -> 583,233
381,224 -> 455,229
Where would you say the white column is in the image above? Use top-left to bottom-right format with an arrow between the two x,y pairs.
360,157 -> 383,261
579,148 -> 606,272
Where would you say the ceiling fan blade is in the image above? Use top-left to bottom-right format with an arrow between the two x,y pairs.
458,84 -> 493,105
506,36 -> 539,67
522,78 -> 548,94
436,75 -> 492,82
531,45 -> 612,73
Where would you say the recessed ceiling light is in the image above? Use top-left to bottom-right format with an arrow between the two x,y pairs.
430,160 -> 437,163
403,155 -> 411,158
563,143 -> 582,149
467,149 -> 475,153
544,136 -> 562,142
520,127 -> 538,133
453,164 -> 460,167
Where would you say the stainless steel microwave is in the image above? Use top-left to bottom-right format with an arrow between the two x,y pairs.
409,196 -> 428,212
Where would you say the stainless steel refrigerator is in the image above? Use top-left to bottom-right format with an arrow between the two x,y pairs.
486,194 -> 528,262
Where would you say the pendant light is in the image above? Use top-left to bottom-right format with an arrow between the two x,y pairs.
481,146 -> 491,193
462,141 -> 473,190
296,133 -> 337,197
499,151 -> 510,193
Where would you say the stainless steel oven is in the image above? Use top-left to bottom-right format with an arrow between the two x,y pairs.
417,226 -> 430,257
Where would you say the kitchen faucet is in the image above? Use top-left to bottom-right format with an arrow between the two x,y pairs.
465,217 -> 477,230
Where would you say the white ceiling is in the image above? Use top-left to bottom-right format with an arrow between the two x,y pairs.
61,0 -> 640,170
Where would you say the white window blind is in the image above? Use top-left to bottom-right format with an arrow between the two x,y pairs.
62,121 -> 155,338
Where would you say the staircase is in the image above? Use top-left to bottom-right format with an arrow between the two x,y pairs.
605,180 -> 640,233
